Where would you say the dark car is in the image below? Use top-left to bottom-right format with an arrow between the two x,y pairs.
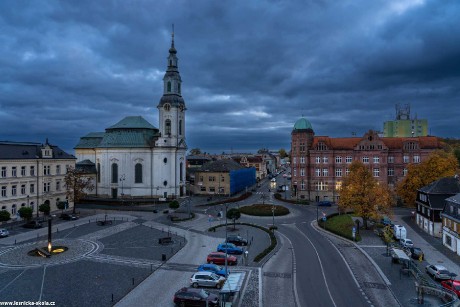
207,252 -> 237,266
173,287 -> 219,307
60,213 -> 79,220
318,201 -> 332,207
22,221 -> 42,229
226,235 -> 248,246
408,247 -> 424,260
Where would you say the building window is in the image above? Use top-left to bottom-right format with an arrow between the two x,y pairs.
97,163 -> 101,183
317,142 -> 328,150
164,103 -> 170,111
179,120 -> 183,135
300,157 -> 305,164
12,166 -> 17,177
335,156 -> 342,164
373,156 -> 379,164
345,168 -> 350,175
56,165 -> 61,175
388,168 -> 394,176
1,167 -> 6,177
43,182 -> 50,193
300,182 -> 305,191
165,119 -> 171,135
209,176 -> 216,182
44,165 -> 51,175
373,168 -> 380,177
21,185 -> 26,195
12,185 -> 17,196
345,156 -> 352,164
446,235 -> 452,247
178,83 -> 181,94
300,168 -> 305,176
403,155 -> 409,163
362,157 -> 369,164
21,166 -> 26,176
293,157 -> 297,165
1,186 -> 6,197
200,186 -> 206,192
30,184 -> 35,194
403,168 -> 408,176
209,187 -> 215,193
11,204 -> 16,215
322,168 -> 328,177
388,156 -> 394,163
335,168 -> 342,177
111,163 -> 118,183
56,181 -> 61,191
315,157 -> 321,164
322,157 -> 328,164
167,81 -> 171,92
413,155 -> 420,163
293,169 -> 297,177
315,168 -> 321,177
30,166 -> 35,176
135,163 -> 143,183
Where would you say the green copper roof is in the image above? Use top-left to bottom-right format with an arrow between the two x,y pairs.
107,116 -> 157,130
293,118 -> 313,131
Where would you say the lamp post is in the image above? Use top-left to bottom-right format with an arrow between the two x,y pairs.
224,203 -> 229,277
272,204 -> 275,227
27,195 -> 29,208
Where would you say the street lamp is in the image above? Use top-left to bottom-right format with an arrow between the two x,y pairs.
27,195 -> 29,208
224,203 -> 229,277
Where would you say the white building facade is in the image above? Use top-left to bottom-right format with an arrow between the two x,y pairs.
0,140 -> 76,218
75,34 -> 187,199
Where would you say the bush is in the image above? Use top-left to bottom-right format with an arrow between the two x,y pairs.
318,214 -> 362,242
169,200 -> 180,209
240,204 -> 290,216
0,210 -> 10,222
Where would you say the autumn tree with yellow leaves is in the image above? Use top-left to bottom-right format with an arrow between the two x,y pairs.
396,150 -> 458,207
338,161 -> 393,229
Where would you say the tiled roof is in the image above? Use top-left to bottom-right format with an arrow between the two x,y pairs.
419,177 -> 460,194
0,141 -> 75,160
200,160 -> 243,172
74,133 -> 104,149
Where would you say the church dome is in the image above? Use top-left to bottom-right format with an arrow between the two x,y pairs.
293,117 -> 313,131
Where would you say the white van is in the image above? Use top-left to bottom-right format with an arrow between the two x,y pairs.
393,225 -> 407,240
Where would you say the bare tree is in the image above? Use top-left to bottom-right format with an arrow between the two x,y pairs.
64,166 -> 95,214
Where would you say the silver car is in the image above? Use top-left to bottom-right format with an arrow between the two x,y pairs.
190,271 -> 226,289
425,264 -> 452,281
0,228 -> 9,238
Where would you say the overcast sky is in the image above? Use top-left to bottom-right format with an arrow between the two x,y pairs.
1,0 -> 459,155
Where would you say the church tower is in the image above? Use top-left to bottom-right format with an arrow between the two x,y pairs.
157,27 -> 187,197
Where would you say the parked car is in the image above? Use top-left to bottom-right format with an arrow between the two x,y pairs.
60,213 -> 79,220
400,238 -> 414,248
408,247 -> 424,260
441,280 -> 460,297
197,264 -> 228,277
207,252 -> 237,266
318,201 -> 332,207
22,221 -> 42,229
173,287 -> 219,307
0,228 -> 9,238
426,265 -> 452,281
217,243 -> 243,255
190,271 -> 226,289
226,235 -> 248,246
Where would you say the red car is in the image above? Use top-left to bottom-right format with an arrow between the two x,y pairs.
441,280 -> 460,297
207,252 -> 237,266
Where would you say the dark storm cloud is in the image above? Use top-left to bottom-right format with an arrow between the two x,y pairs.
0,0 -> 459,154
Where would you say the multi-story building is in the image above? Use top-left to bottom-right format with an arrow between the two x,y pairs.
383,103 -> 428,137
192,160 -> 256,196
0,140 -> 76,219
290,117 -> 442,202
442,192 -> 460,255
416,177 -> 460,238
234,156 -> 266,181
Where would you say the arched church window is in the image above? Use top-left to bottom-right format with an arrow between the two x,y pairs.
164,104 -> 170,111
135,163 -> 142,183
179,120 -> 182,136
167,81 -> 171,93
165,119 -> 171,135
178,83 -> 181,94
111,163 -> 118,183
97,163 -> 101,183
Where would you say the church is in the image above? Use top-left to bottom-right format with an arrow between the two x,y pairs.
75,33 -> 187,199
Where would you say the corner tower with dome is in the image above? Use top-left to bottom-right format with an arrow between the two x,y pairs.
75,32 -> 187,199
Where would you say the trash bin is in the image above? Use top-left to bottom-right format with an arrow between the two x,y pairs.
162,254 -> 166,261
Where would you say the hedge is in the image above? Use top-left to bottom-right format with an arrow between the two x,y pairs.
240,204 -> 290,216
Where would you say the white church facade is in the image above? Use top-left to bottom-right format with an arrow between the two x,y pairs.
75,34 -> 187,199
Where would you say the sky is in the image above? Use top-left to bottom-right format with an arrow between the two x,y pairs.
1,0 -> 460,155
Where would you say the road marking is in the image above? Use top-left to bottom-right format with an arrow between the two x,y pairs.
39,265 -> 47,301
277,231 -> 300,307
0,269 -> 27,294
292,225 -> 338,307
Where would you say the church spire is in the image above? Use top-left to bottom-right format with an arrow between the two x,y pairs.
169,24 -> 176,55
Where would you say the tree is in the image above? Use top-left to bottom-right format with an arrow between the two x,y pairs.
279,148 -> 288,158
18,207 -> 33,221
396,151 -> 458,206
338,161 -> 393,229
169,200 -> 179,209
0,210 -> 10,222
189,148 -> 201,155
226,208 -> 241,230
64,166 -> 95,214
57,201 -> 67,213
39,203 -> 50,215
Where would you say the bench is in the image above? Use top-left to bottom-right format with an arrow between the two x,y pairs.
159,237 -> 172,245
35,247 -> 51,258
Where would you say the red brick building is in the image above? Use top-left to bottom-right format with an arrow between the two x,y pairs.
290,118 -> 442,202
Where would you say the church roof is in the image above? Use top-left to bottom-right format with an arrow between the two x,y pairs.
107,116 -> 157,130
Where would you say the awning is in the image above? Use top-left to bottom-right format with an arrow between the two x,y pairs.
220,272 -> 245,293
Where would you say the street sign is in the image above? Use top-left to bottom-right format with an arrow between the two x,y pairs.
352,227 -> 356,233
322,217 -> 326,221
